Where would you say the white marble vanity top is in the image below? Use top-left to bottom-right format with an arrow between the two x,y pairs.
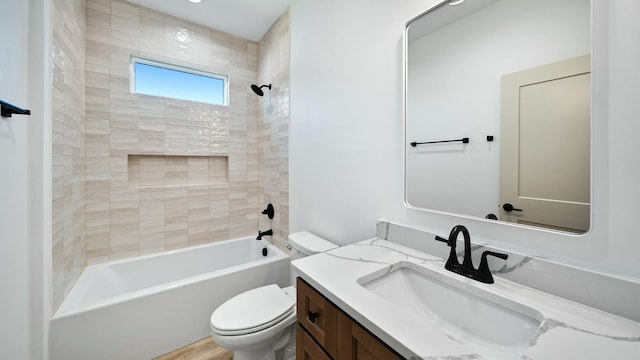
292,238 -> 640,359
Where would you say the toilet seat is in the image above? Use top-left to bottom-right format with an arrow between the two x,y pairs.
211,284 -> 295,336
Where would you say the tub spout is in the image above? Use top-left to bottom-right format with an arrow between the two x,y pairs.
257,229 -> 273,240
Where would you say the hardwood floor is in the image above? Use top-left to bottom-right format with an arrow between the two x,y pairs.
154,337 -> 233,360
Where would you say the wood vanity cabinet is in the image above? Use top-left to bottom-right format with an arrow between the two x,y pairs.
297,278 -> 404,360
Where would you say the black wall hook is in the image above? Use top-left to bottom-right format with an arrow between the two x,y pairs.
261,203 -> 274,219
1,99 -> 31,118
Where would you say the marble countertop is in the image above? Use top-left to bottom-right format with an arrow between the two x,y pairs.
291,238 -> 640,359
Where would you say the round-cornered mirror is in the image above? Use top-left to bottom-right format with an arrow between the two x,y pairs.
404,0 -> 591,234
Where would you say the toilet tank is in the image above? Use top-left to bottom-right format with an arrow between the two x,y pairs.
288,231 -> 338,286
288,231 -> 338,261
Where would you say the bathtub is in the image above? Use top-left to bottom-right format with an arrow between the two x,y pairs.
50,237 -> 290,360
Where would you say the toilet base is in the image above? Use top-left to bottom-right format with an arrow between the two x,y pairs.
275,326 -> 296,360
230,326 -> 296,360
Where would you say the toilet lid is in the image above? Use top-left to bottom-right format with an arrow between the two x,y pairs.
210,284 -> 295,335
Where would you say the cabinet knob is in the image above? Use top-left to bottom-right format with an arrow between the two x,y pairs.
308,311 -> 319,323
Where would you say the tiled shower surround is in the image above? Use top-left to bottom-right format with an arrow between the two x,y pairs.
52,0 -> 87,310
258,10 -> 291,251
52,0 -> 291,311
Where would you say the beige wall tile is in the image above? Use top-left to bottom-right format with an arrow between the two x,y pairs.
52,0 -> 87,312
257,9 -> 291,253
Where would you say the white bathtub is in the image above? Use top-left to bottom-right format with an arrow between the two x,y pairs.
51,237 -> 290,360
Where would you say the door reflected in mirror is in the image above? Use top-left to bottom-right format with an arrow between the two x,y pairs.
404,0 -> 591,233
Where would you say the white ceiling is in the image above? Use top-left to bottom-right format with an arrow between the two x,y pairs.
126,0 -> 292,42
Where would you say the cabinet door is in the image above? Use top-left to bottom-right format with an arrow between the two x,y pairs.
337,312 -> 403,360
297,325 -> 333,360
297,278 -> 338,357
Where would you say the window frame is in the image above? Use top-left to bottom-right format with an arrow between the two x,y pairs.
129,56 -> 229,106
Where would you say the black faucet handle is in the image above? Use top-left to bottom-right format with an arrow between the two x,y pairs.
482,250 -> 508,261
435,235 -> 448,244
436,233 -> 461,271
476,250 -> 509,284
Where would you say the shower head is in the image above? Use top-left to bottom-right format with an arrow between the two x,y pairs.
251,83 -> 272,96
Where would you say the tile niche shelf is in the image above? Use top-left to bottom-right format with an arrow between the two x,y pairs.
127,154 -> 229,188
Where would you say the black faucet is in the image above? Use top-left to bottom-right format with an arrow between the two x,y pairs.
256,229 -> 273,240
435,225 -> 508,284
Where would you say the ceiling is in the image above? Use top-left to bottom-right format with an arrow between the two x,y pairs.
126,0 -> 292,42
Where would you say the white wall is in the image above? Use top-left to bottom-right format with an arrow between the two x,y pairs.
606,0 -> 640,277
290,0 -> 640,278
29,0 -> 52,358
291,0 -> 423,243
0,0 -> 31,358
0,0 -> 51,358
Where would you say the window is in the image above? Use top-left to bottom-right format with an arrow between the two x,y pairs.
130,56 -> 228,106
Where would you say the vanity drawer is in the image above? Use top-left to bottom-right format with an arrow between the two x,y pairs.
297,324 -> 332,360
297,277 -> 338,358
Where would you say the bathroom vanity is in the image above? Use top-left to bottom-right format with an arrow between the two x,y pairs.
291,0 -> 640,357
292,226 -> 640,359
296,277 -> 402,360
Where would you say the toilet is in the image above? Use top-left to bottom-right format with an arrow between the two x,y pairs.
210,231 -> 338,360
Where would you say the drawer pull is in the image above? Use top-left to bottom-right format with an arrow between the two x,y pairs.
307,311 -> 319,323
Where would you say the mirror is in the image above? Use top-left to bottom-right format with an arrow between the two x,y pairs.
404,0 -> 591,233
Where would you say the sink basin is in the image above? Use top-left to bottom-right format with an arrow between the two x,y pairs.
359,263 -> 544,359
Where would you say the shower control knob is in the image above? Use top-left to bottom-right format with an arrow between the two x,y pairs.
261,203 -> 274,219
502,203 -> 523,212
